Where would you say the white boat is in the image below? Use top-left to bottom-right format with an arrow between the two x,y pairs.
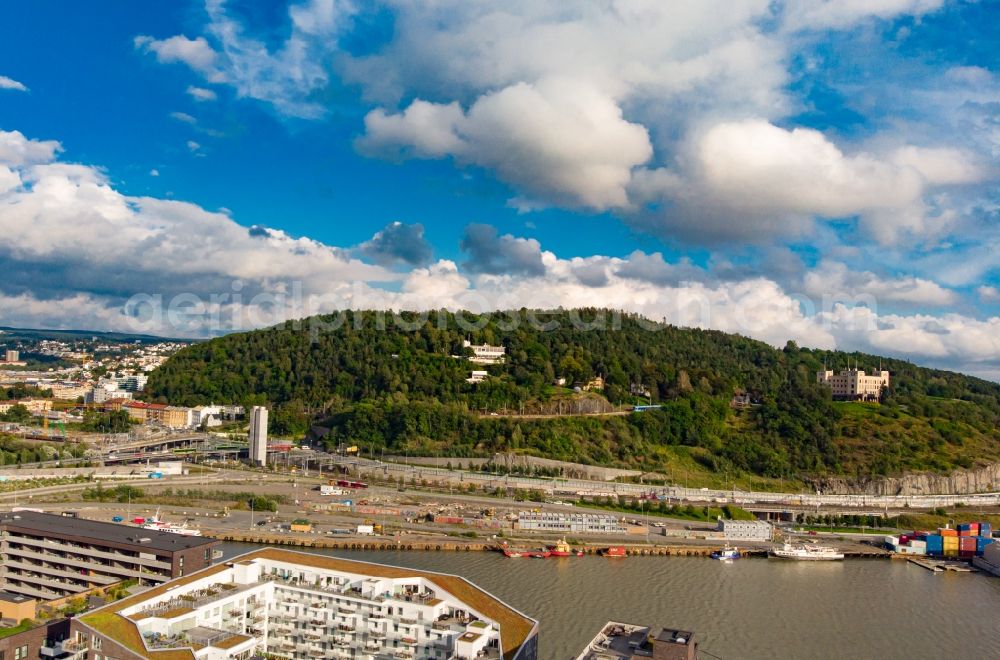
769,542 -> 843,561
140,509 -> 202,536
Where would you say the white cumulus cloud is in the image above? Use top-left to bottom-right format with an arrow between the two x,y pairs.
360,79 -> 653,210
0,75 -> 28,92
186,86 -> 217,102
135,35 -> 221,80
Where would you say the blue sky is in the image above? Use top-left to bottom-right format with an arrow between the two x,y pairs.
0,1 -> 998,377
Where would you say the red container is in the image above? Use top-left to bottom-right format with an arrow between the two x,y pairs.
959,530 -> 974,537
959,537 -> 977,551
959,550 -> 975,558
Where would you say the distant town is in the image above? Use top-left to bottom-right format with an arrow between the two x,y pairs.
0,331 -> 236,433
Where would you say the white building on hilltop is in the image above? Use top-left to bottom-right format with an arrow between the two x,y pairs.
71,547 -> 538,660
466,370 -> 489,384
462,340 -> 505,365
816,368 -> 889,401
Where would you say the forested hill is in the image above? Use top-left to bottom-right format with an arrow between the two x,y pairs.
146,309 -> 1000,480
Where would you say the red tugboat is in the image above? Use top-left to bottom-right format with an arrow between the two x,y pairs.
547,538 -> 584,557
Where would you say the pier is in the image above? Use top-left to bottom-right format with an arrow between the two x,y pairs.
208,532 -> 889,559
907,557 -> 977,572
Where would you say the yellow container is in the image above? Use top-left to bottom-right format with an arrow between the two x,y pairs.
943,537 -> 959,549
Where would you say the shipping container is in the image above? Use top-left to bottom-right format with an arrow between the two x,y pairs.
980,523 -> 993,538
958,523 -> 974,531
944,548 -> 959,557
976,537 -> 994,556
909,540 -> 927,549
940,528 -> 958,537
959,537 -> 977,552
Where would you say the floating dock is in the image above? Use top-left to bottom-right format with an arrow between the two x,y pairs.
908,557 -> 977,572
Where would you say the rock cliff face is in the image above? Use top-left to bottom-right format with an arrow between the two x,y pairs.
811,463 -> 1000,496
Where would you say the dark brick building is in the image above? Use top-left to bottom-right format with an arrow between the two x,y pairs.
0,618 -> 71,660
0,511 -> 220,601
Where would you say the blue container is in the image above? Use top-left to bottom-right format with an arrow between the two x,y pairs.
977,537 -> 994,556
925,534 -> 944,556
958,523 -> 973,531
980,523 -> 993,538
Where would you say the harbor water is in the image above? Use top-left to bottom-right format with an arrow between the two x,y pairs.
221,543 -> 1000,660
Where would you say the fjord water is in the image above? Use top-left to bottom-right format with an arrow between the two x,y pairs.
222,544 -> 1000,660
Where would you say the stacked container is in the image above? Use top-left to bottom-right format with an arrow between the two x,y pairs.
890,524 -> 994,557
922,534 -> 943,556
958,522 -> 979,537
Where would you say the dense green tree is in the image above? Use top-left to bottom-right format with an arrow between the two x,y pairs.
1,404 -> 31,424
145,309 -> 1000,478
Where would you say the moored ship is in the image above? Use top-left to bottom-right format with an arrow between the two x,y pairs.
769,542 -> 844,561
547,538 -> 584,557
711,545 -> 740,560
140,509 -> 202,536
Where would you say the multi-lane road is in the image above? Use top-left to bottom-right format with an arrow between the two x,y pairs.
6,429 -> 1000,512
321,454 -> 1000,511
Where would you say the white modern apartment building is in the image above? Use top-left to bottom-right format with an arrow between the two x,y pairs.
816,368 -> 889,401
86,381 -> 134,404
249,406 -> 269,466
462,341 -> 505,365
72,548 -> 538,660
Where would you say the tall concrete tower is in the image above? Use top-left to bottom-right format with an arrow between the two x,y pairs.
248,406 -> 268,466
